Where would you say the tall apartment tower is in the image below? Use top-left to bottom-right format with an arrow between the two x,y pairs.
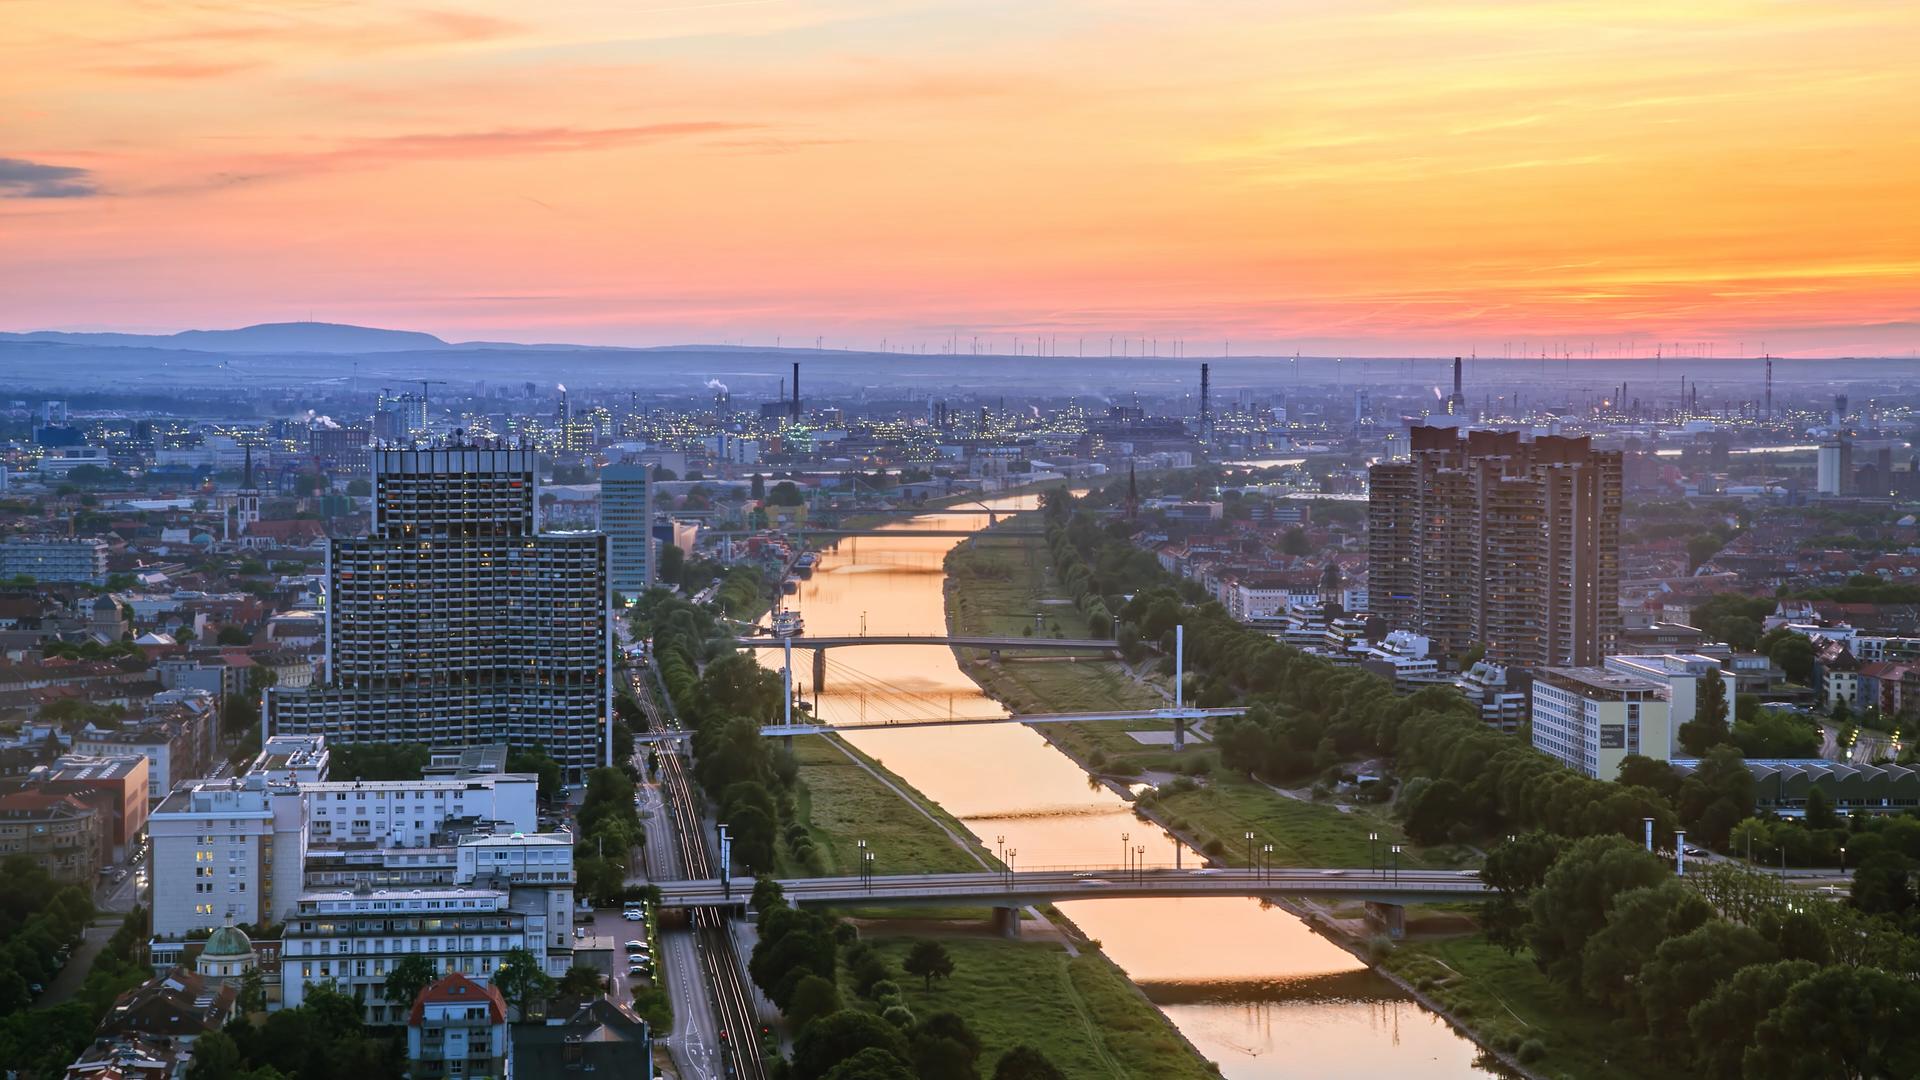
600,462 -> 655,602
1368,426 -> 1621,668
266,444 -> 610,779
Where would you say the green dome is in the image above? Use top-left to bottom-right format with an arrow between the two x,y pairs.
203,924 -> 253,958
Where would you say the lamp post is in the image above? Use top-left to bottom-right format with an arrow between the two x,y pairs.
1244,831 -> 1255,873
1674,830 -> 1687,877
1368,832 -> 1380,877
1135,845 -> 1146,884
857,839 -> 868,892
1262,843 -> 1274,885
1007,848 -> 1017,890
1840,845 -> 1848,875
1122,832 -> 1130,873
1390,844 -> 1403,884
996,835 -> 1005,864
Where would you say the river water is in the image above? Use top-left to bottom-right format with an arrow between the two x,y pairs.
765,498 -> 1502,1078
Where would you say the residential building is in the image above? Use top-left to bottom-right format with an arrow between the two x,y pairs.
1455,661 -> 1530,736
61,1035 -> 188,1080
25,754 -> 149,859
96,966 -> 237,1047
0,791 -> 107,884
600,462 -> 654,602
280,885 -> 539,1022
299,773 -> 536,849
1602,653 -> 1729,758
0,537 -> 109,585
1530,667 -> 1672,780
407,973 -> 512,1080
511,1000 -> 652,1078
1369,427 -> 1622,666
266,445 -> 611,779
148,775 -> 308,948
74,706 -> 215,804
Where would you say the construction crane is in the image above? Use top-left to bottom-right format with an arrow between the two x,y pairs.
418,379 -> 447,408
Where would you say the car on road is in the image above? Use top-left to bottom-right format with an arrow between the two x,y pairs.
1683,846 -> 1708,857
1077,878 -> 1110,887
1192,867 -> 1223,875
1320,869 -> 1347,876
1071,871 -> 1097,879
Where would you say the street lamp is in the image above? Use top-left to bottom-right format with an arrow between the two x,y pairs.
1244,831 -> 1256,872
1368,832 -> 1380,877
1390,844 -> 1403,884
1840,845 -> 1848,874
1135,845 -> 1146,884
996,835 -> 1005,864
857,839 -> 868,891
1006,847 -> 1018,889
1262,843 -> 1274,885
1122,832 -> 1130,873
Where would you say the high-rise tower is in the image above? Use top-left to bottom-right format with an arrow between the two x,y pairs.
1369,427 -> 1621,667
266,443 -> 610,778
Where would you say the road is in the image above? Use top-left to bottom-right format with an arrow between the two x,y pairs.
36,916 -> 121,1009
656,867 -> 1495,908
624,648 -> 768,1080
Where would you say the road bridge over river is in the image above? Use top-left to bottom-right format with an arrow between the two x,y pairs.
656,868 -> 1490,938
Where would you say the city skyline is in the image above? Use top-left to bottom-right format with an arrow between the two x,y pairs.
7,1 -> 1920,356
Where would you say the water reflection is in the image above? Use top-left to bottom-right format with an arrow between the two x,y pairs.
762,497 -> 1502,1078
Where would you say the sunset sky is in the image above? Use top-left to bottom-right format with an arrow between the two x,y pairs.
4,1 -> 1918,355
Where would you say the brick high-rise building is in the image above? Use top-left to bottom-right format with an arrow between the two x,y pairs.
266,445 -> 610,778
1368,426 -> 1621,668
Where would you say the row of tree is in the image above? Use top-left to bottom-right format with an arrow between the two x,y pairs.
747,880 -> 1060,1080
1486,833 -> 1919,1078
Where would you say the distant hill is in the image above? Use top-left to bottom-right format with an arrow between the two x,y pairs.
0,321 -> 450,353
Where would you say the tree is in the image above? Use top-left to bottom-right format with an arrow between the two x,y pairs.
657,542 -> 685,586
1679,671 -> 1731,755
1279,527 -> 1310,556
1731,709 -> 1820,758
1749,965 -> 1920,1080
1850,851 -> 1916,916
820,1047 -> 914,1080
792,1010 -> 909,1080
752,875 -> 787,917
381,954 -> 437,1009
902,939 -> 955,991
1578,881 -> 1714,1012
767,480 -> 805,506
493,948 -> 555,1018
1636,921 -> 1776,1044
1803,785 -> 1837,830
1526,835 -> 1668,988
1400,777 -> 1464,844
1615,754 -> 1681,798
216,624 -> 252,646
1686,532 -> 1726,571
993,1046 -> 1067,1080
751,473 -> 766,500
346,478 -> 372,497
1684,959 -> 1817,1080
559,965 -> 607,999
787,973 -> 844,1029
186,1029 -> 246,1080
506,746 -> 563,802
1482,831 -> 1564,954
1768,634 -> 1816,685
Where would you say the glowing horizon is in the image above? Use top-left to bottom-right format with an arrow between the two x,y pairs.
4,1 -> 1919,357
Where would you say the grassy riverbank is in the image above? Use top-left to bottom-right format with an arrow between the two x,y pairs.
1384,936 -> 1691,1080
780,730 -> 1217,1074
849,935 -> 1219,1080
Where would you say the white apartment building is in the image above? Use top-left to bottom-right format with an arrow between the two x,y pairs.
1602,653 -> 1728,757
299,775 -> 537,849
1456,661 -> 1529,736
0,536 -> 109,584
1531,667 -> 1673,780
149,776 -> 309,952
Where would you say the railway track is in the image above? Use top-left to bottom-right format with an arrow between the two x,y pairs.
635,668 -> 769,1080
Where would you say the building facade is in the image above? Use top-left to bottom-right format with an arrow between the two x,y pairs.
28,754 -> 149,860
0,791 -> 107,884
149,776 -> 308,946
1530,667 -> 1672,780
599,462 -> 654,603
0,537 -> 109,584
407,973 -> 512,1080
299,774 -> 537,849
1369,426 -> 1622,667
266,446 -> 610,779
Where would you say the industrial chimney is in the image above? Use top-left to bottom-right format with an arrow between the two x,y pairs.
791,361 -> 801,422
1199,363 -> 1211,442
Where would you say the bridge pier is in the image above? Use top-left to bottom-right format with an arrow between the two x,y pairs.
1364,901 -> 1405,941
782,734 -> 794,755
991,905 -> 1023,939
1173,715 -> 1186,751
813,649 -> 826,695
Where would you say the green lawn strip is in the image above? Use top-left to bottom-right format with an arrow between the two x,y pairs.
847,936 -> 1212,1080
782,734 -> 987,876
1149,772 -> 1474,870
1384,936 -> 1692,1080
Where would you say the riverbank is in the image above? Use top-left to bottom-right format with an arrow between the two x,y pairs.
779,728 -> 1217,1077
941,525 -> 1556,1078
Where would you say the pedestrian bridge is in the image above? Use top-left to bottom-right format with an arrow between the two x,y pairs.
757,705 -> 1245,737
654,867 -> 1489,911
734,634 -> 1116,651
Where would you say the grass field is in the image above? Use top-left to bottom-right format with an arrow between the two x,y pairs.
780,733 -> 989,877
849,936 -> 1219,1080
1384,936 -> 1694,1080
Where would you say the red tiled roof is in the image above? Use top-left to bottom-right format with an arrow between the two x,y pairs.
408,972 -> 506,1025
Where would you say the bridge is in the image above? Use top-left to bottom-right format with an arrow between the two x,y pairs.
702,526 -> 1044,539
655,868 -> 1490,938
631,706 -> 1247,744
736,635 -> 1118,694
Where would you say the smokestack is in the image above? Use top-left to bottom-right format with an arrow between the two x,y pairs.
791,361 -> 800,421
1199,363 -> 1211,442
1446,357 -> 1466,417
1452,356 -> 1463,399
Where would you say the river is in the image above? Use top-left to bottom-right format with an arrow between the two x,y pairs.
764,497 -> 1503,1078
